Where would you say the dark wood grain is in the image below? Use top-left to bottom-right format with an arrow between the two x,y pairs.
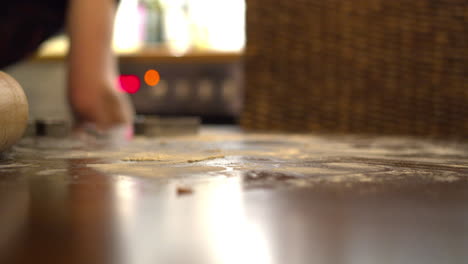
1,128 -> 467,264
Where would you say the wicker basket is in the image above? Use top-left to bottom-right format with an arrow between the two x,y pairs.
241,0 -> 468,138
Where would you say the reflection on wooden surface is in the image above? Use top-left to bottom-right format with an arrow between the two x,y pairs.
0,130 -> 467,264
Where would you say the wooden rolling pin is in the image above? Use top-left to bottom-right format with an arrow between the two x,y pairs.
0,71 -> 29,153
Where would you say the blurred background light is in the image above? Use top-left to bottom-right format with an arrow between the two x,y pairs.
118,75 -> 141,94
114,0 -> 246,53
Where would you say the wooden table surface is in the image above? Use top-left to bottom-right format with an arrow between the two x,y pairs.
1,127 -> 467,264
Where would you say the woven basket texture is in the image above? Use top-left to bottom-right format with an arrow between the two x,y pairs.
241,0 -> 468,138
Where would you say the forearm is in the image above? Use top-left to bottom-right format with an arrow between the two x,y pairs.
65,0 -> 134,131
67,0 -> 118,95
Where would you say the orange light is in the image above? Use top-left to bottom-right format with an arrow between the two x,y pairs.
144,69 -> 160,86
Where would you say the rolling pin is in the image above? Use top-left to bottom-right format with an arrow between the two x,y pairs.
0,71 -> 29,153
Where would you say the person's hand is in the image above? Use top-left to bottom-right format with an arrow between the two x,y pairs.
69,81 -> 135,144
66,0 -> 134,144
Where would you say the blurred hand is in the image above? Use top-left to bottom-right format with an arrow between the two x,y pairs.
67,0 -> 134,142
70,81 -> 135,143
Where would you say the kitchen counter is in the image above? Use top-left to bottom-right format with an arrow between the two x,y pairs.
1,127 -> 467,264
34,44 -> 242,64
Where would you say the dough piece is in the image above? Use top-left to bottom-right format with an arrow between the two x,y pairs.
0,72 -> 29,153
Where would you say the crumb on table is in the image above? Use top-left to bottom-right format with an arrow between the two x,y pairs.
176,186 -> 193,196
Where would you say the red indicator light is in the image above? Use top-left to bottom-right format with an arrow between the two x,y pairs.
118,75 -> 141,94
